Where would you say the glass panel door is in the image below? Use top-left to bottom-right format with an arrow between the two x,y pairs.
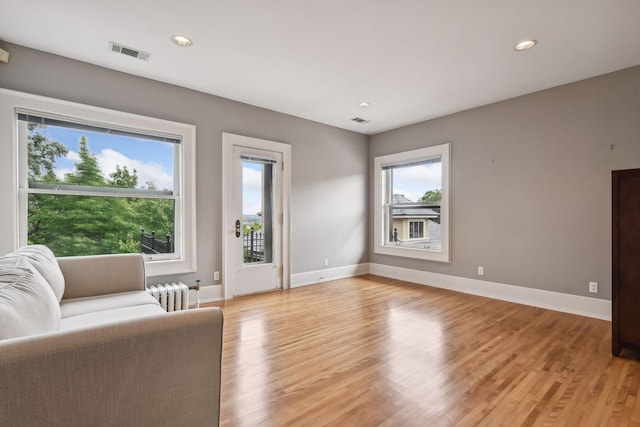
242,157 -> 275,265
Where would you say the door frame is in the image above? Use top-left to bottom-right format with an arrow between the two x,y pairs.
222,132 -> 291,298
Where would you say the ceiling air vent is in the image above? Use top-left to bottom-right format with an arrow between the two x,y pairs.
109,42 -> 151,62
351,117 -> 370,124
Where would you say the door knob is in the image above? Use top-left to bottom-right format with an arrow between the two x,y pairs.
235,220 -> 241,238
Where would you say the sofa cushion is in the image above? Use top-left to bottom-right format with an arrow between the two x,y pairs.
12,245 -> 65,302
0,257 -> 61,340
60,291 -> 160,318
59,304 -> 165,331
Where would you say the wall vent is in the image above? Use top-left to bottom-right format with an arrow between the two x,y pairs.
109,42 -> 151,62
351,117 -> 370,124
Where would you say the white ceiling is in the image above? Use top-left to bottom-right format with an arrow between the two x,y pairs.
2,0 -> 640,135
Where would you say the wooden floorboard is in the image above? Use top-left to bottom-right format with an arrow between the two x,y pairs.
205,274 -> 640,426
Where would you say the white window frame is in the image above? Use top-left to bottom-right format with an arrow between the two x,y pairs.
0,88 -> 196,277
373,143 -> 450,262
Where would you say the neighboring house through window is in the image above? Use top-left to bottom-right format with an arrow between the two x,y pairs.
391,194 -> 437,242
373,143 -> 450,262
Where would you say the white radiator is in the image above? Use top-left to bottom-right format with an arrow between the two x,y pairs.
147,282 -> 189,312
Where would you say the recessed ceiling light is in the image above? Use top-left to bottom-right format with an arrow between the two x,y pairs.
514,39 -> 537,51
358,101 -> 371,108
172,35 -> 193,47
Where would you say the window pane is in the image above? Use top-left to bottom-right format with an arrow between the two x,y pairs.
383,158 -> 442,251
28,194 -> 175,257
23,117 -> 175,193
242,160 -> 274,264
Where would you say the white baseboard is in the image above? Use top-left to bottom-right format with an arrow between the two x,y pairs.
291,263 -> 369,288
211,262 -> 610,320
369,263 -> 611,321
189,284 -> 223,307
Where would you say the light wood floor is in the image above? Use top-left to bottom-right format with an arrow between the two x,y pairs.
206,275 -> 640,426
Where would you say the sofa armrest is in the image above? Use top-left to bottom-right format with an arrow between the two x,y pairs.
58,253 -> 146,299
0,307 -> 224,427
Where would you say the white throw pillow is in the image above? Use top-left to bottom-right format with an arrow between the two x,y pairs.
12,245 -> 65,302
0,257 -> 61,340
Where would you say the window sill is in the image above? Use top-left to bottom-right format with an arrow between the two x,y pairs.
374,244 -> 450,263
145,257 -> 196,277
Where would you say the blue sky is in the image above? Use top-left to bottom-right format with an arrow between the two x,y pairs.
391,161 -> 442,202
37,124 -> 174,190
243,161 -> 263,215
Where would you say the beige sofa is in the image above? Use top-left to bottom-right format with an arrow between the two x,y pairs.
0,245 -> 223,427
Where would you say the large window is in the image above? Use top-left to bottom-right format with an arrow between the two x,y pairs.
3,89 -> 196,276
374,143 -> 450,262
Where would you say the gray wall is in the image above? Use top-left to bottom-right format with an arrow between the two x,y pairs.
4,40 -> 638,301
370,65 -> 640,300
0,42 -> 369,287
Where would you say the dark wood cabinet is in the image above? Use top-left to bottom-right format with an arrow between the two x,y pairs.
612,169 -> 640,356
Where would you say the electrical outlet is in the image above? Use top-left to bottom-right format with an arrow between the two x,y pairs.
589,281 -> 598,293
478,266 -> 484,276
214,271 -> 220,281
324,259 -> 329,267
